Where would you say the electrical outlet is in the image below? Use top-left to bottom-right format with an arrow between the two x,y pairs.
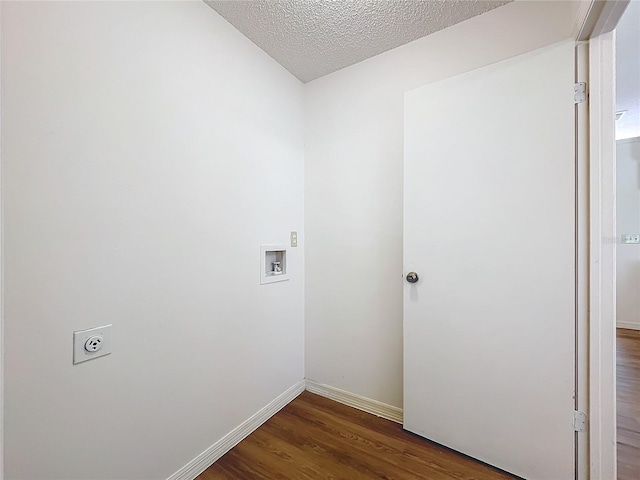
290,231 -> 298,247
84,335 -> 103,352
621,234 -> 640,244
73,325 -> 112,364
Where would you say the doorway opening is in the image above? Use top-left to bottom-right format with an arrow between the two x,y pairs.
614,2 -> 640,478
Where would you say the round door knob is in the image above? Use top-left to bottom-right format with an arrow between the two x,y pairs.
406,272 -> 419,283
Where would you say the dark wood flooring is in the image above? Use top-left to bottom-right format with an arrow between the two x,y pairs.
197,391 -> 514,480
197,332 -> 640,480
617,328 -> 640,480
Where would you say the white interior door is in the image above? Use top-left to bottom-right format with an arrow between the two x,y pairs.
403,41 -> 576,480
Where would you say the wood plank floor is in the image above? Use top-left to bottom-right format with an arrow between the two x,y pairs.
197,332 -> 640,480
198,391 -> 514,480
617,328 -> 640,480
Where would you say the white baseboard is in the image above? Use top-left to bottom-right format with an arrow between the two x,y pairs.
617,322 -> 640,331
305,379 -> 403,424
167,380 -> 305,480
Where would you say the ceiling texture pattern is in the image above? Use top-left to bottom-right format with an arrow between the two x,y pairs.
205,0 -> 512,83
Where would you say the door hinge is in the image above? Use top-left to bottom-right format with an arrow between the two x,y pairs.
574,410 -> 587,432
574,82 -> 587,104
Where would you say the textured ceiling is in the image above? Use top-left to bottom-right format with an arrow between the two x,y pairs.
616,0 -> 640,140
205,0 -> 513,83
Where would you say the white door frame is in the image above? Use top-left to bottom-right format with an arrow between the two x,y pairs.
575,40 -> 590,480
575,1 -> 629,479
587,30 -> 618,480
0,1 -> 5,477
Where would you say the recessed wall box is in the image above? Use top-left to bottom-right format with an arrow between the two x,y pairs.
261,244 -> 289,284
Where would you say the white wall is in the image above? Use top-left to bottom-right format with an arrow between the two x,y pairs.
304,0 -> 581,408
615,0 -> 640,140
1,2 -> 304,479
616,138 -> 640,330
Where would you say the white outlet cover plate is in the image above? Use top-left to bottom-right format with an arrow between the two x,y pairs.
73,324 -> 112,364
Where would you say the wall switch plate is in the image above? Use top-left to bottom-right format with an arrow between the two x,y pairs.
73,325 -> 112,364
621,234 -> 640,244
290,231 -> 298,247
